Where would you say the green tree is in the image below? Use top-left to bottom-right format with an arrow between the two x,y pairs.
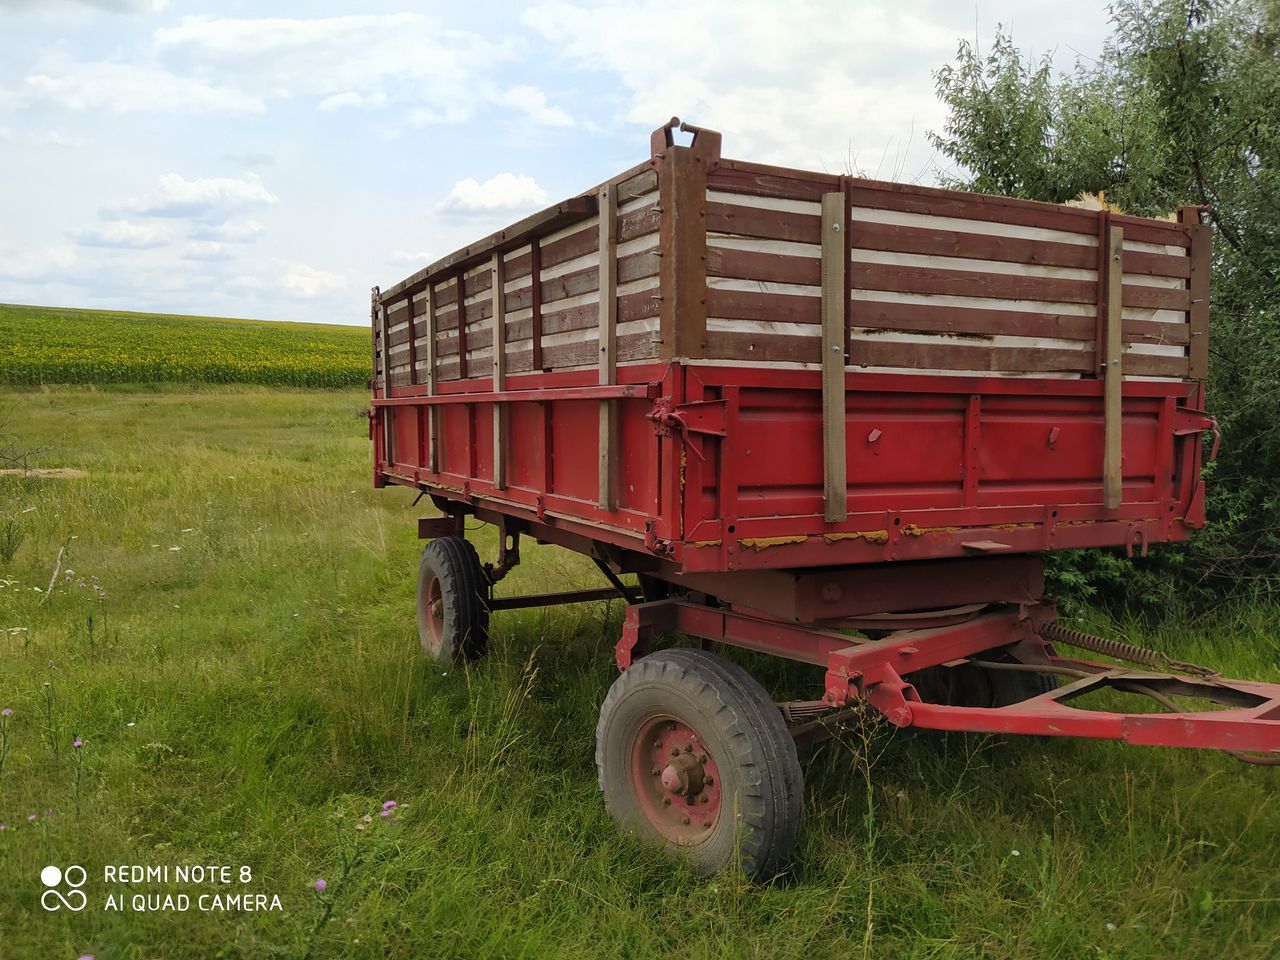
930,0 -> 1280,614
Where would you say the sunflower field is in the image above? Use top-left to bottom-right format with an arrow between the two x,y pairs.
0,302 -> 369,387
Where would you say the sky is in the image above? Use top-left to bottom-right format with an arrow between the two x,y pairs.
0,0 -> 1115,327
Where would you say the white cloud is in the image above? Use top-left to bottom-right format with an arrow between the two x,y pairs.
494,86 -> 574,127
14,56 -> 262,114
0,245 -> 77,282
71,220 -> 172,249
0,127 -> 86,148
189,219 -> 265,243
180,241 -> 234,261
390,250 -> 434,266
153,14 -> 547,123
0,0 -> 168,11
221,151 -> 273,167
281,261 -> 346,298
108,173 -> 278,221
522,0 -> 958,175
438,173 -> 549,215
317,91 -> 370,112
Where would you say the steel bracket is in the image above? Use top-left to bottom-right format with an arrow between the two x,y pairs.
647,397 -> 727,463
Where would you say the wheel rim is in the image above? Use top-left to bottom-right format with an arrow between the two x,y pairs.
423,574 -> 445,653
629,714 -> 723,845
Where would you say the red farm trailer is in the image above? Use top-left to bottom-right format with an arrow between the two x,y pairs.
371,119 -> 1279,879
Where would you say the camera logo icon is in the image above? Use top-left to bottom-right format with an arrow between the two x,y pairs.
40,865 -> 87,912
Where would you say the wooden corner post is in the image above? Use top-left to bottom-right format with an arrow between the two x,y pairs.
656,142 -> 711,362
1180,205 -> 1210,381
820,191 -> 848,523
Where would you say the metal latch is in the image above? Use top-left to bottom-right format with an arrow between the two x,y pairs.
647,398 -> 727,462
1173,407 -> 1221,462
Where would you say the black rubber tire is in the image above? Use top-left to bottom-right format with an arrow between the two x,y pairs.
416,537 -> 489,664
595,648 -> 804,881
915,655 -> 1057,708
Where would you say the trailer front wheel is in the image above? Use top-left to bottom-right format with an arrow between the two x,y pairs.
416,537 -> 489,663
595,648 -> 803,881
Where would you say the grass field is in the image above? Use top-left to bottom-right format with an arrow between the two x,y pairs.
0,303 -> 369,387
0,384 -> 1278,959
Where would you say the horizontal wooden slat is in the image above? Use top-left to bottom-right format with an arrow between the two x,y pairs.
1126,352 -> 1190,378
1122,248 -> 1190,278
433,279 -> 459,308
704,329 -> 819,364
851,219 -> 1097,270
708,166 -> 835,203
853,339 -> 1094,374
618,203 -> 661,243
707,246 -> 821,285
525,288 -> 659,342
705,202 -> 821,244
848,184 -> 1096,236
1121,283 -> 1191,311
852,297 -> 1097,341
461,269 -> 492,299
853,262 -> 1097,304
1123,319 -> 1190,346
539,330 -> 657,370
1111,215 -> 1190,248
707,287 -> 820,325
504,250 -> 657,313
617,169 -> 658,205
541,223 -> 598,270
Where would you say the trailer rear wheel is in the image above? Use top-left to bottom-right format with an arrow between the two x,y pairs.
417,537 -> 489,663
595,648 -> 803,881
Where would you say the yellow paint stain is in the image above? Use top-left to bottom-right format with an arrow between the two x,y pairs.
822,529 -> 889,544
689,539 -> 722,549
740,535 -> 809,551
901,524 -> 960,537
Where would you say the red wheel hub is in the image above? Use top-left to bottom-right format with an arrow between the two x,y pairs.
424,574 -> 444,651
629,715 -> 723,845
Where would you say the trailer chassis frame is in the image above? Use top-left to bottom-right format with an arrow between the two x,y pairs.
615,596 -> 1280,759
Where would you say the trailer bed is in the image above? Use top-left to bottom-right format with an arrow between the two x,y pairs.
371,120 -> 1214,577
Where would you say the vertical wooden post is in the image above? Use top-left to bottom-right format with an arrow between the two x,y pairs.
820,191 -> 847,523
1103,225 -> 1124,510
406,293 -> 422,466
1180,206 -> 1210,381
377,293 -> 394,465
530,240 -> 544,373
425,283 -> 440,473
491,252 -> 507,490
598,183 -> 618,511
456,271 -> 467,381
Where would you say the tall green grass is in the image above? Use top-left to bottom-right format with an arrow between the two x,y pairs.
0,303 -> 369,387
0,386 -> 1278,958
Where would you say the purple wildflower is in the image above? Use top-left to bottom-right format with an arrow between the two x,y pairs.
73,737 -> 83,749
314,878 -> 327,893
26,813 -> 36,822
382,800 -> 397,811
0,823 -> 7,830
1,708 -> 11,717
